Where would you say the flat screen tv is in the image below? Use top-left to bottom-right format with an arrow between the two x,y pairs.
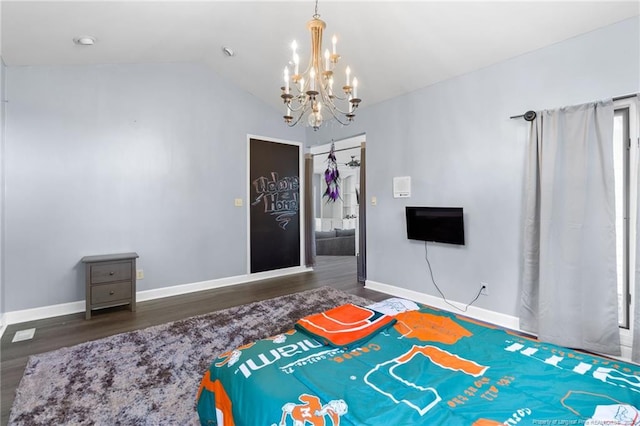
405,206 -> 465,245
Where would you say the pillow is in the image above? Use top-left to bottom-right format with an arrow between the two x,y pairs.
367,298 -> 421,316
295,303 -> 396,349
335,228 -> 356,237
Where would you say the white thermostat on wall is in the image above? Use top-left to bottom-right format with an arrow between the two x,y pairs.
393,176 -> 411,198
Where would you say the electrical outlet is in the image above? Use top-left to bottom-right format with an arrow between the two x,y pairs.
137,269 -> 144,280
480,282 -> 489,296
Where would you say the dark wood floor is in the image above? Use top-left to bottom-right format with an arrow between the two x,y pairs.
0,256 -> 387,425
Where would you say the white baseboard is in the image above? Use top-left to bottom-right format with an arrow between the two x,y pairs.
4,265 -> 313,325
365,280 -> 521,332
5,300 -> 85,326
137,265 -> 311,303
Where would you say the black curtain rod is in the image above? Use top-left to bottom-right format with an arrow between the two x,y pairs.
313,146 -> 361,156
613,93 -> 638,102
510,111 -> 537,121
510,93 -> 638,121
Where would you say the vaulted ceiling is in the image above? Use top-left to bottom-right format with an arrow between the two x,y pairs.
2,1 -> 638,111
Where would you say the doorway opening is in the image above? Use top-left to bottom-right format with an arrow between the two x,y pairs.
310,135 -> 366,282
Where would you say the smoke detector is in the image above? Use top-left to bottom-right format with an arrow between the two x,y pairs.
73,36 -> 96,46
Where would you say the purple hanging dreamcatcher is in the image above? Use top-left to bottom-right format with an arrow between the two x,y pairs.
323,142 -> 340,202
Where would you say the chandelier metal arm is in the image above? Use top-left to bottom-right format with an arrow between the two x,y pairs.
286,111 -> 309,128
318,91 -> 355,116
320,100 -> 357,126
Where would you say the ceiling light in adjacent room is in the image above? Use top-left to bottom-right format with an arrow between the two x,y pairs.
280,0 -> 362,131
73,36 -> 96,46
345,156 -> 361,168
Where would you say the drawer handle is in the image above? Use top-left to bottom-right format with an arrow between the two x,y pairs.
109,272 -> 115,276
109,290 -> 115,295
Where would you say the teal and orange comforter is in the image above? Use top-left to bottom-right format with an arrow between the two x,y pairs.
197,302 -> 640,425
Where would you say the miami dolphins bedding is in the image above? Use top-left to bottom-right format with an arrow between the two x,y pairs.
197,298 -> 640,425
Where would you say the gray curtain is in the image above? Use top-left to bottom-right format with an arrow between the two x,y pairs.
520,100 -> 620,356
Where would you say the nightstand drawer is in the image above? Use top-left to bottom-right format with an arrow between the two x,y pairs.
92,281 -> 132,305
91,261 -> 132,284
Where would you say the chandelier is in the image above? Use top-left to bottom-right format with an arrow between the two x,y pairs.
280,0 -> 361,130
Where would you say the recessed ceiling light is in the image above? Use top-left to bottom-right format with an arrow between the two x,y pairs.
222,46 -> 235,57
73,36 -> 96,46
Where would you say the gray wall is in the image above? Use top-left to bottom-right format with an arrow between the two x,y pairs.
1,57 -> 6,320
4,62 -> 303,311
3,18 -> 638,316
0,0 -> 5,323
308,17 -> 640,318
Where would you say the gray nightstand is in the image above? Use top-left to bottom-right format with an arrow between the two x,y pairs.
81,252 -> 139,319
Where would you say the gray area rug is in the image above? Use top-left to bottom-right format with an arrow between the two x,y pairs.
9,286 -> 373,425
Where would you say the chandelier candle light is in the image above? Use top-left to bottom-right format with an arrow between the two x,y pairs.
281,1 -> 362,130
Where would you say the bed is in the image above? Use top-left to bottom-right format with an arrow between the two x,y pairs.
197,298 -> 640,425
